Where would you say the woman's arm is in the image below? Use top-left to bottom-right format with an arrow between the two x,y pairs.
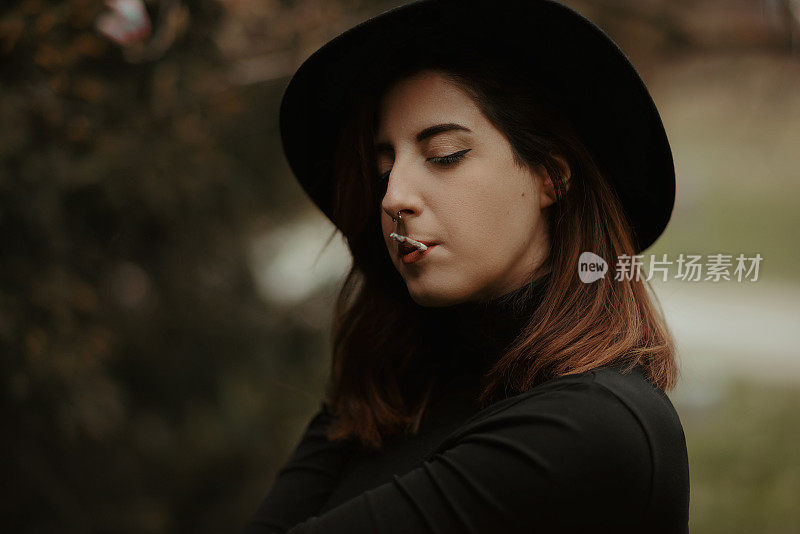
265,379 -> 660,534
245,401 -> 356,533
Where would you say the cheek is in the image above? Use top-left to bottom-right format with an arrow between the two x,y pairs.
443,170 -> 539,257
441,191 -> 512,260
456,165 -> 534,227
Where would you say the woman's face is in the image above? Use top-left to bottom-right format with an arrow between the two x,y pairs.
376,70 -> 560,307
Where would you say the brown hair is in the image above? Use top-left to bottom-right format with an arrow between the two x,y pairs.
321,50 -> 678,450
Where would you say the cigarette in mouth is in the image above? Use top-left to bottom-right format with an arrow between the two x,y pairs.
389,232 -> 428,252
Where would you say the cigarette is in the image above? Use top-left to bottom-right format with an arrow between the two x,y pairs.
389,232 -> 428,251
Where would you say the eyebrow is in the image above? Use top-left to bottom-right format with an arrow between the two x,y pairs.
374,122 -> 472,153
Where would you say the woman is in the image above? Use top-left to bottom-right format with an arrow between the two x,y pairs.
247,0 -> 689,532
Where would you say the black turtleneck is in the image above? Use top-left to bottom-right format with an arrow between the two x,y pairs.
245,269 -> 690,533
419,271 -> 552,391
309,276 -> 553,510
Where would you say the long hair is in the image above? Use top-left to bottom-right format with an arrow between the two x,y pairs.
322,49 -> 678,450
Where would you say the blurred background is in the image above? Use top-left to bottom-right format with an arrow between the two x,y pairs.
1,0 -> 798,531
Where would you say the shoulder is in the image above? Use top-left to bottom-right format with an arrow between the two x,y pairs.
432,362 -> 689,530
438,364 -> 659,462
451,363 -> 685,449
443,364 -> 662,432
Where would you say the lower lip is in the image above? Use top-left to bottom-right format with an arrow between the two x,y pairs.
401,244 -> 437,264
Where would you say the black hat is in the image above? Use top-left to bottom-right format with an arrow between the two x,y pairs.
279,0 -> 675,253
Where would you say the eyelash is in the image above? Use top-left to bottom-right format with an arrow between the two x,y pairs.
378,149 -> 471,181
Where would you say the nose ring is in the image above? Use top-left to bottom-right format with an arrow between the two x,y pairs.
391,211 -> 402,224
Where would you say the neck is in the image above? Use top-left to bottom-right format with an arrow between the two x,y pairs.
419,272 -> 552,384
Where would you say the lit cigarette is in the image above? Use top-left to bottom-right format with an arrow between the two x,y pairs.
389,232 -> 428,252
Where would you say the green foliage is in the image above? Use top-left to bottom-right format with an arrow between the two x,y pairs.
684,379 -> 800,533
0,0 -> 336,530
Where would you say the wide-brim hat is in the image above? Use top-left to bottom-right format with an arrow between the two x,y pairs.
279,0 -> 675,253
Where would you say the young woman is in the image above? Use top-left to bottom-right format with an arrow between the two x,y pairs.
247,1 -> 690,532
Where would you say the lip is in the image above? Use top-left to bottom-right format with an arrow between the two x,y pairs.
400,243 -> 437,264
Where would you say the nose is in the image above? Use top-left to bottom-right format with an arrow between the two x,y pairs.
380,160 -> 422,225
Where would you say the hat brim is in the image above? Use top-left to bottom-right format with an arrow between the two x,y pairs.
279,0 -> 675,253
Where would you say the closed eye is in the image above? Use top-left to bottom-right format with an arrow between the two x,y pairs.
378,149 -> 472,181
428,148 -> 471,166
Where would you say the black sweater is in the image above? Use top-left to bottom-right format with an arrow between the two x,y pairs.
246,277 -> 690,533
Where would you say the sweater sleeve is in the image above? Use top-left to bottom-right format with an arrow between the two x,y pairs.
245,401 -> 356,534
268,378 -> 655,534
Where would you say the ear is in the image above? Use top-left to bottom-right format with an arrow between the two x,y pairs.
539,154 -> 571,210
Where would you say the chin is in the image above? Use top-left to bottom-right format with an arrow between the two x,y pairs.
405,280 -> 473,308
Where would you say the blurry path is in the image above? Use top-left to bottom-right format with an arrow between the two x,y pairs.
652,279 -> 800,408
